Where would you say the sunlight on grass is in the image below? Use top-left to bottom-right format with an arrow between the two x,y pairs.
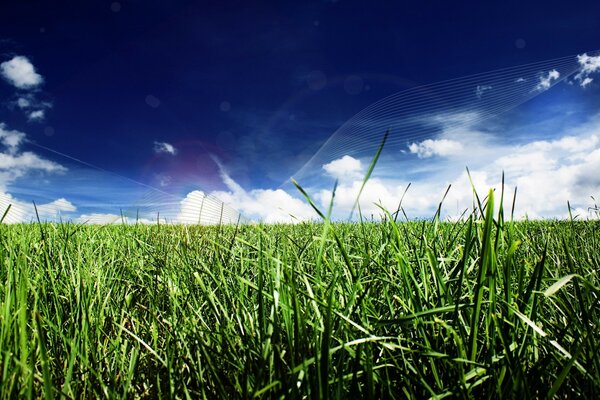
0,193 -> 598,397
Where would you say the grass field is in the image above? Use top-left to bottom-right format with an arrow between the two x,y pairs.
0,189 -> 599,399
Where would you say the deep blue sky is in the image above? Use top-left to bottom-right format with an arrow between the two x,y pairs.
1,1 -> 600,222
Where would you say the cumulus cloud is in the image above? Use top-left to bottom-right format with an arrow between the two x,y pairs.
535,69 -> 560,91
192,160 -> 315,224
408,138 -> 463,158
0,123 -> 26,153
574,53 -> 600,88
210,186 -> 316,223
28,110 -> 45,121
322,155 -> 363,180
316,117 -> 600,221
17,97 -> 31,109
10,93 -> 53,122
36,198 -> 76,216
0,193 -> 76,223
0,56 -> 44,89
154,141 -> 177,155
0,122 -> 67,188
177,190 -> 241,224
0,152 -> 66,174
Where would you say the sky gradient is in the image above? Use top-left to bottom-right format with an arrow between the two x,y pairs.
1,1 -> 600,223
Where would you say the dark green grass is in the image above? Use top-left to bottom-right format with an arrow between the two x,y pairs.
0,193 -> 599,399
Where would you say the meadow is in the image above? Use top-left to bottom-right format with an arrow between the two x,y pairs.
0,188 -> 598,399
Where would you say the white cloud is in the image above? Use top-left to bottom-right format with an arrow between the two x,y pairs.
195,161 -> 315,224
580,77 -> 594,88
574,53 -> 600,88
36,198 -> 76,217
0,123 -> 67,188
154,141 -> 177,155
322,155 -> 363,180
0,123 -> 26,153
17,97 -> 31,109
28,110 -> 45,121
210,186 -> 316,223
0,152 -> 66,173
177,190 -> 238,224
155,173 -> 172,187
408,138 -> 463,158
0,56 -> 44,89
316,116 -> 600,221
10,94 -> 52,122
0,193 -> 76,223
75,213 -> 155,225
77,113 -> 600,225
535,69 -> 560,91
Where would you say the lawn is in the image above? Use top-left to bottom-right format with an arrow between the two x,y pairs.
0,191 -> 599,398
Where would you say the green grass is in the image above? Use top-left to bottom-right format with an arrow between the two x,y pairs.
0,191 -> 599,398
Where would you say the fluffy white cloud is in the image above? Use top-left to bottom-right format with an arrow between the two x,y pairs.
17,97 -> 31,109
154,141 -> 177,155
0,123 -> 26,153
322,155 -> 363,180
36,198 -> 76,217
75,213 -> 155,225
28,110 -> 45,121
0,123 -> 67,193
0,56 -> 44,89
210,187 -> 316,223
316,120 -> 600,221
408,138 -> 463,158
11,93 -> 53,122
177,190 -> 241,224
0,193 -> 76,223
574,53 -> 600,88
190,161 -> 315,224
535,69 -> 560,91
0,152 -> 66,174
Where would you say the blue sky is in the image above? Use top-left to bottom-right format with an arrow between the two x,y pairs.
1,1 -> 600,223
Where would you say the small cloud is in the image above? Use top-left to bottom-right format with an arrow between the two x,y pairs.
535,69 -> 560,91
515,77 -> 527,83
11,94 -> 53,121
155,173 -> 172,187
28,110 -> 45,121
322,155 -> 363,180
17,97 -> 31,109
36,198 -> 76,217
0,56 -> 44,89
0,123 -> 26,153
574,53 -> 600,88
153,141 -> 177,155
580,77 -> 594,88
475,85 -> 492,99
408,138 -> 463,158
